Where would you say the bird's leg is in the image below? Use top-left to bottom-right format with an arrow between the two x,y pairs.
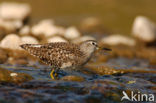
50,69 -> 55,80
50,69 -> 59,80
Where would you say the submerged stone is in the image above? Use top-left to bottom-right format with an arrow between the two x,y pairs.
87,65 -> 125,75
61,75 -> 85,82
0,68 -> 33,83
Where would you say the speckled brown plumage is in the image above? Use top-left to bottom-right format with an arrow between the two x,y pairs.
20,40 -> 111,79
20,41 -> 96,70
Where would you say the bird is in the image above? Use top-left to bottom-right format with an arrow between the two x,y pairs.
20,40 -> 111,79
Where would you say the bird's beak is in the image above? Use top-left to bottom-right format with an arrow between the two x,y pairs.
96,46 -> 112,51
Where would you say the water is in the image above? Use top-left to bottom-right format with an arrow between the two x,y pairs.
0,57 -> 155,103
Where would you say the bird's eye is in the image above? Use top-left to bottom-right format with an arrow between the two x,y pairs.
92,42 -> 95,45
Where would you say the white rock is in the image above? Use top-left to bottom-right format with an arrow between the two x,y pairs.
64,26 -> 81,39
21,36 -> 39,44
47,36 -> 67,43
0,2 -> 31,20
101,35 -> 136,46
132,16 -> 156,42
31,19 -> 63,37
19,25 -> 30,35
0,18 -> 23,32
72,35 -> 96,43
10,73 -> 17,77
0,34 -> 22,50
56,26 -> 66,35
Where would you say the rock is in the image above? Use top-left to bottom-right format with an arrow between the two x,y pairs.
0,68 -> 33,83
72,35 -> 96,44
31,19 -> 63,37
101,35 -> 136,46
0,2 -> 31,20
56,26 -> 66,35
7,49 -> 33,65
47,36 -> 67,43
61,75 -> 85,82
87,65 -> 125,75
19,25 -> 30,35
132,16 -> 156,42
0,48 -> 8,64
0,18 -> 23,32
0,29 -> 6,41
64,26 -> 81,40
0,34 -> 22,50
21,36 -> 39,44
111,46 -> 135,58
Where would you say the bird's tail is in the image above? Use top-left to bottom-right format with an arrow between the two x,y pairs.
20,44 -> 43,57
20,44 -> 30,50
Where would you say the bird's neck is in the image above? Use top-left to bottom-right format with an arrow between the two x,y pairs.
80,45 -> 95,60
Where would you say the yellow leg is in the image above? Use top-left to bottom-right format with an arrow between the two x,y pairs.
50,69 -> 58,80
50,69 -> 55,80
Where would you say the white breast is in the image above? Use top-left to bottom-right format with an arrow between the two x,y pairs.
61,62 -> 72,69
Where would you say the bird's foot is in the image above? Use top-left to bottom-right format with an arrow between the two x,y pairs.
50,69 -> 59,80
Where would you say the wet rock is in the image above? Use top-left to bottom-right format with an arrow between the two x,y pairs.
21,36 -> 39,44
0,34 -> 22,50
0,18 -> 23,32
47,36 -> 67,43
31,19 -> 63,37
72,35 -> 96,44
0,48 -> 8,64
19,25 -> 30,35
101,35 -> 136,46
132,16 -> 156,42
135,47 -> 156,62
87,65 -> 125,75
5,47 -> 36,65
0,29 -> 6,40
0,68 -> 33,83
64,26 -> 81,40
61,75 -> 85,82
0,2 -> 31,20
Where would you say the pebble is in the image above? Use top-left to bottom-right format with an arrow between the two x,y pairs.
132,16 -> 156,42
72,35 -> 96,43
0,18 -> 23,32
21,36 -> 39,44
10,72 -> 17,77
101,35 -> 136,46
47,36 -> 67,43
0,2 -> 31,20
19,25 -> 30,35
31,19 -> 62,37
64,26 -> 81,40
0,34 -> 22,50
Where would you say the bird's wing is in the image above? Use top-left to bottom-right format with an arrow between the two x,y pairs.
20,42 -> 84,67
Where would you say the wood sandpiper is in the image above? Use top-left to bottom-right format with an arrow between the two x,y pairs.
20,40 -> 111,79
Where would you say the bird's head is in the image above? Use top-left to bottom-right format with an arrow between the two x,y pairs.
80,40 -> 111,56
